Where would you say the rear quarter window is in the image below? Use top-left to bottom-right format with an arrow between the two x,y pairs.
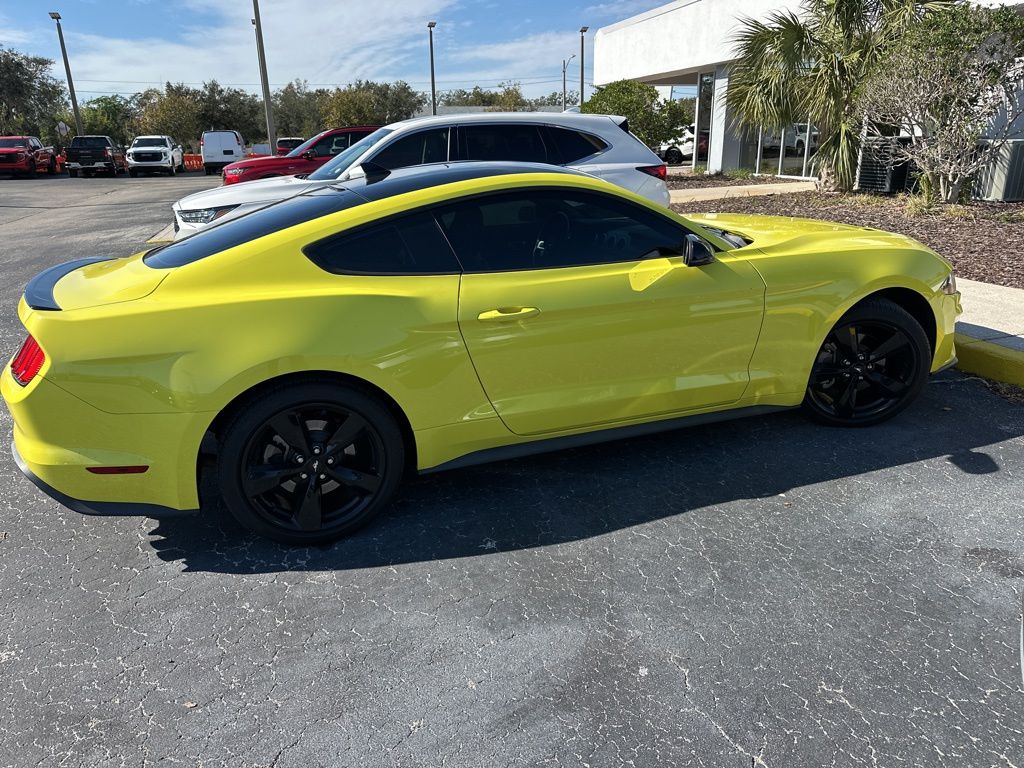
303,211 -> 460,275
547,128 -> 608,164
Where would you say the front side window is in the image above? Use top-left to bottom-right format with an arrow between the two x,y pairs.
307,128 -> 394,180
303,211 -> 460,275
369,128 -> 449,170
434,189 -> 687,273
460,124 -> 549,163
312,132 -> 350,157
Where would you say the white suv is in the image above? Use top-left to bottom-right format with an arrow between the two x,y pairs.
127,135 -> 184,176
172,113 -> 670,239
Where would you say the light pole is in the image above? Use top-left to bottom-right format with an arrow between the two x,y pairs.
561,55 -> 575,111
251,0 -> 276,150
48,12 -> 82,136
579,26 -> 589,105
427,21 -> 437,116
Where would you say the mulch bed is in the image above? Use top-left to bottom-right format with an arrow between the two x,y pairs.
666,174 -> 792,190
672,191 -> 1024,290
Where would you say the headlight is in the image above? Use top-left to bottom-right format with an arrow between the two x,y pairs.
941,273 -> 957,295
224,168 -> 247,175
178,205 -> 238,224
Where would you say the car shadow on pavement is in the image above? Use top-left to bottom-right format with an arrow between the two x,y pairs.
147,373 -> 1024,574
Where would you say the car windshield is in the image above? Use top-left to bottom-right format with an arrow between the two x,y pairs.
0,138 -> 28,148
285,134 -> 324,158
132,137 -> 168,147
308,128 -> 394,180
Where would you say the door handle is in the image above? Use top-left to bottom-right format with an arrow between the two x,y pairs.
477,307 -> 540,322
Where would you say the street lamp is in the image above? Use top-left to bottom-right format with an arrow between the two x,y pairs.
48,11 -> 83,136
427,21 -> 437,116
251,0 -> 277,151
579,26 -> 589,105
561,54 -> 576,111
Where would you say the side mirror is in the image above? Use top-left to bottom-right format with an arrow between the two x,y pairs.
302,150 -> 315,160
683,233 -> 716,267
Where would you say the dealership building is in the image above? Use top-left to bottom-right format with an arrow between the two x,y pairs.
593,0 -> 1024,198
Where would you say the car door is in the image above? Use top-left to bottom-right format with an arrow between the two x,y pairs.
439,187 -> 766,436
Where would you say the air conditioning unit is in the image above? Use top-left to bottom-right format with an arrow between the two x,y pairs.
855,137 -> 915,193
976,139 -> 1024,202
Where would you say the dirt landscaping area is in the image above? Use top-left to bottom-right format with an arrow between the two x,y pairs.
666,172 -> 797,190
673,191 -> 1024,290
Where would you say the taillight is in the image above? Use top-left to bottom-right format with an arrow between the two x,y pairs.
637,164 -> 667,181
11,334 -> 45,386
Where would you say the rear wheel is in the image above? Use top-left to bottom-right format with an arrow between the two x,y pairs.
128,168 -> 138,177
217,381 -> 405,545
803,298 -> 930,427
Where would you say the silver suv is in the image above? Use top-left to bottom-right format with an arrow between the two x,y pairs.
172,113 -> 670,239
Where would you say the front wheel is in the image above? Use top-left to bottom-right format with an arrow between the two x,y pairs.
217,381 -> 405,545
665,147 -> 684,165
803,298 -> 930,427
47,158 -> 56,175
68,169 -> 78,178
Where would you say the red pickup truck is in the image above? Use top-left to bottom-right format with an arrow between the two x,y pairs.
220,126 -> 379,184
0,136 -> 64,177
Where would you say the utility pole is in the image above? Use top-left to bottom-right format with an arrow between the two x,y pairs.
579,26 -> 589,105
428,21 -> 437,116
561,55 -> 575,111
49,12 -> 82,136
251,0 -> 276,150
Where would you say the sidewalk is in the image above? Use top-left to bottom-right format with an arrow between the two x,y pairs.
954,278 -> 1024,386
670,180 -> 816,204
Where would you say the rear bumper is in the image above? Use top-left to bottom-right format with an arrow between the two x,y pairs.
67,161 -> 112,169
12,441 -> 197,518
2,368 -> 207,515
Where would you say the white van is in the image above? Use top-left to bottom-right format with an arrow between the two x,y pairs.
200,130 -> 244,175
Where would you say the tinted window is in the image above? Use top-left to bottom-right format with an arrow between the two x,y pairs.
460,125 -> 549,163
548,128 -> 608,164
70,136 -> 111,148
434,189 -> 686,273
308,128 -> 394,180
370,128 -> 449,170
145,190 -> 366,269
313,132 -> 350,157
304,212 -> 460,275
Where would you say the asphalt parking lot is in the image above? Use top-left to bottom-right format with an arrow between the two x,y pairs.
1,175 -> 1023,768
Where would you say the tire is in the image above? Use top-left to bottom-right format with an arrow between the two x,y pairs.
106,162 -> 117,176
665,147 -> 684,165
204,164 -> 213,175
216,380 -> 405,545
47,158 -> 56,175
795,140 -> 805,156
803,297 -> 930,427
68,169 -> 78,178
167,162 -> 176,176
128,168 -> 138,177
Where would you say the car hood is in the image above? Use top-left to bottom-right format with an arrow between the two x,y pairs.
175,174 -> 332,211
686,213 -> 919,252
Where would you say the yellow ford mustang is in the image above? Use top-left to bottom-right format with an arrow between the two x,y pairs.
3,162 -> 960,544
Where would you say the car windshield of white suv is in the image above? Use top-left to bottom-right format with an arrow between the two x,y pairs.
308,128 -> 393,181
132,137 -> 169,147
0,138 -> 29,148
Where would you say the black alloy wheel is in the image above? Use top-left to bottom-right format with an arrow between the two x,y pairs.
218,382 -> 404,545
665,147 -> 684,165
804,298 -> 930,427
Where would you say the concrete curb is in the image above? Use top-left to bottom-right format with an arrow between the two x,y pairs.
147,223 -> 176,243
670,180 -> 816,204
955,333 -> 1024,387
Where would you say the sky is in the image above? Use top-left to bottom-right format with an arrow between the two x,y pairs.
0,0 -> 660,101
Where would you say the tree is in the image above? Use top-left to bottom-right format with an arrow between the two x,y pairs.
726,0 -> 954,191
273,80 -> 328,138
860,3 -> 1024,203
0,47 -> 67,144
440,86 -> 501,107
138,84 -> 203,149
581,80 -> 691,146
198,80 -> 264,142
78,95 -> 138,145
321,80 -> 426,126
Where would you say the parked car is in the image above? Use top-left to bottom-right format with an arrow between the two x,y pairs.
200,130 -> 245,175
172,112 -> 669,238
276,137 -> 305,155
4,162 -> 961,545
65,135 -> 128,177
220,127 -> 379,186
0,136 -> 63,177
658,125 -> 709,164
127,135 -> 185,176
791,123 -> 820,156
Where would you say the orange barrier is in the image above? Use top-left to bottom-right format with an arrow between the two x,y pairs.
183,154 -> 204,171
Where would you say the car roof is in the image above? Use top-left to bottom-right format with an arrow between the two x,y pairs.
387,111 -> 625,132
334,160 -> 588,203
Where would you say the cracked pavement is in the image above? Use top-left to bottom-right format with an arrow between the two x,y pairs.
1,176 -> 1023,767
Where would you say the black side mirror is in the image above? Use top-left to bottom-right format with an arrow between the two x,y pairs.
302,150 -> 315,160
683,233 -> 716,267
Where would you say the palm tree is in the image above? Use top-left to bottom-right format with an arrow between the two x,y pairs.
726,0 -> 954,191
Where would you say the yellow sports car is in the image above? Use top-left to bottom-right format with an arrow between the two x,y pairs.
3,162 -> 960,544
